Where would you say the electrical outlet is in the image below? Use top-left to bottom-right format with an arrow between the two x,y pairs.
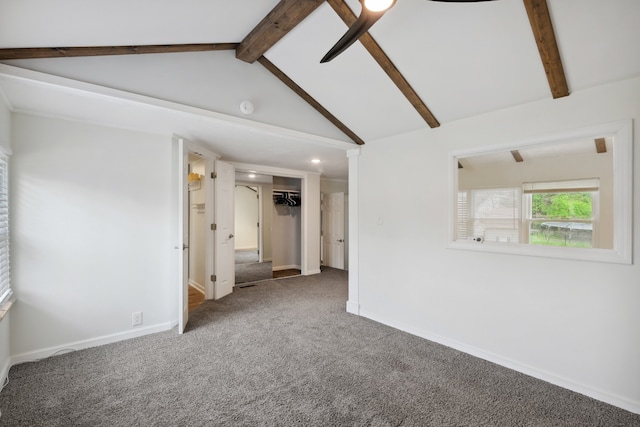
132,311 -> 143,326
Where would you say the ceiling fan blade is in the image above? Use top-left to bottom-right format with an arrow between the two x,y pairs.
320,2 -> 388,63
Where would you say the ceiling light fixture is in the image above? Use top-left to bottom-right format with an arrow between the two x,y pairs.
248,173 -> 256,178
364,0 -> 396,12
311,159 -> 321,164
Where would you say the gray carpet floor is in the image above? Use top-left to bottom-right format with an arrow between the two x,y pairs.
235,250 -> 272,284
1,268 -> 638,426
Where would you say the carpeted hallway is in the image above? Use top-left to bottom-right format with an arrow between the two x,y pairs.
0,268 -> 638,426
235,250 -> 272,284
235,250 -> 300,285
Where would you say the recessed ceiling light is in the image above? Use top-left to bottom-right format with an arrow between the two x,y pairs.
311,159 -> 321,164
248,174 -> 256,178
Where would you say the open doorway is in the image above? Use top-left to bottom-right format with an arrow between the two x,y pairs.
234,182 -> 271,285
234,172 -> 302,286
271,176 -> 302,279
173,137 -> 220,334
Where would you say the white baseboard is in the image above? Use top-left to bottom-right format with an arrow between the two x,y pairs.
0,356 -> 10,390
346,301 -> 360,315
305,269 -> 321,275
235,247 -> 257,252
272,264 -> 300,271
188,280 -> 205,294
358,308 -> 640,415
10,321 -> 175,366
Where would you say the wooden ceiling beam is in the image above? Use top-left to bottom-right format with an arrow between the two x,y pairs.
595,137 -> 607,154
523,0 -> 569,99
257,56 -> 364,145
236,0 -> 326,64
326,0 -> 439,128
0,44 -> 239,60
511,150 -> 524,162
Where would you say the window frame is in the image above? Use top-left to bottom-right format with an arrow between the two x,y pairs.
448,120 -> 632,264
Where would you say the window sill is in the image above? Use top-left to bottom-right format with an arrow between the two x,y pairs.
448,240 -> 631,264
0,297 -> 14,322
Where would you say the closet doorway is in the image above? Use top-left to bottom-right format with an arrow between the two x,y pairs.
234,172 -> 302,285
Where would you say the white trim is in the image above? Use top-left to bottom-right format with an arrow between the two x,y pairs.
347,148 -> 360,314
0,352 -> 10,390
188,280 -> 205,294
306,268 -> 322,275
0,64 -> 354,151
449,119 -> 633,264
0,83 -> 14,112
232,162 -> 319,180
9,321 -> 175,366
346,301 -> 360,314
359,308 -> 640,415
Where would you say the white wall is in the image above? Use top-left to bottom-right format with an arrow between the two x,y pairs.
234,185 -> 258,251
0,91 -> 10,386
320,178 -> 347,194
354,76 -> 640,412
189,158 -> 206,288
9,114 -> 175,359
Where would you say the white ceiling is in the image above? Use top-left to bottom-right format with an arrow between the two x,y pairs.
1,0 -> 639,180
458,136 -> 613,169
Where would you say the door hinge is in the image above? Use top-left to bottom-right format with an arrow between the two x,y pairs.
211,275 -> 216,282
211,172 -> 217,179
211,224 -> 217,231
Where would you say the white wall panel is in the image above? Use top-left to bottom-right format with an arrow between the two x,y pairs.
355,76 -> 640,412
9,114 -> 174,357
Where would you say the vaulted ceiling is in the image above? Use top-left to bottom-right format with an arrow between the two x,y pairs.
1,0 -> 639,179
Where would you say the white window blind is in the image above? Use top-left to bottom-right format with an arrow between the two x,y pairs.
0,153 -> 10,305
457,191 -> 469,240
471,188 -> 521,243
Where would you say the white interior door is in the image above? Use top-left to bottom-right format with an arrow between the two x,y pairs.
175,138 -> 189,334
214,160 -> 235,299
323,192 -> 345,269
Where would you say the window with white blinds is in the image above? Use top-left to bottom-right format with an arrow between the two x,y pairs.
457,187 -> 521,243
0,153 -> 10,306
457,191 -> 469,240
